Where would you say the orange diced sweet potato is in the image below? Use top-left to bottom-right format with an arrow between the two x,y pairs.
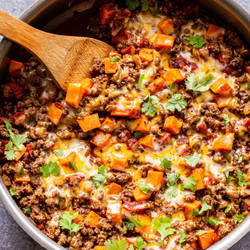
190,241 -> 198,250
14,174 -> 30,183
81,78 -> 93,95
164,116 -> 182,134
212,133 -> 234,151
133,186 -> 151,201
247,66 -> 250,74
139,49 -> 154,62
77,113 -> 101,132
162,69 -> 184,85
108,182 -> 122,195
90,131 -> 111,148
135,214 -> 151,233
94,247 -> 107,250
72,213 -> 84,224
100,3 -> 115,25
65,83 -> 84,108
8,60 -> 24,78
59,152 -> 76,167
111,155 -> 128,172
215,96 -> 232,108
48,103 -> 63,125
139,134 -> 154,149
184,200 -> 201,219
14,144 -> 26,162
100,116 -> 116,132
155,34 -> 175,49
206,24 -> 225,40
158,19 -> 174,35
146,170 -> 163,191
150,77 -> 164,93
106,200 -> 122,224
84,211 -> 102,227
210,78 -> 233,96
135,115 -> 150,133
104,58 -> 117,74
191,169 -> 204,191
197,228 -> 218,249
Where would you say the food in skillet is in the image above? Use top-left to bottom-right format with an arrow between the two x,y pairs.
0,0 -> 249,249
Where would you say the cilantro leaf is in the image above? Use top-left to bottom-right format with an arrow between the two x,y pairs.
199,197 -> 212,215
126,0 -> 140,11
248,82 -> 250,90
131,216 -> 143,228
185,152 -> 201,167
141,0 -> 149,12
153,2 -> 158,17
185,73 -> 213,92
4,142 -> 16,160
105,238 -> 129,250
134,237 -> 147,250
236,170 -> 248,187
238,154 -> 243,164
24,206 -> 31,215
179,231 -> 187,244
223,114 -> 230,127
196,230 -> 207,236
40,161 -> 60,178
169,83 -> 175,91
134,131 -> 143,139
123,221 -> 135,234
187,35 -> 205,48
181,176 -> 197,192
152,216 -> 175,244
164,173 -> 180,199
138,74 -> 145,91
141,94 -> 159,117
9,188 -> 16,196
160,157 -> 172,169
167,94 -> 187,112
224,170 -> 235,183
225,205 -> 231,213
53,149 -> 64,157
167,173 -> 180,186
59,210 -> 80,234
207,217 -> 225,226
92,165 -> 108,188
110,56 -> 121,65
18,167 -> 24,178
139,183 -> 150,194
189,208 -> 200,217
233,214 -> 244,222
68,161 -> 78,171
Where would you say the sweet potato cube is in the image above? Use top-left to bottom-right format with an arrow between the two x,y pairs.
8,60 -> 24,78
135,214 -> 151,233
84,211 -> 102,227
206,24 -> 225,40
190,242 -> 198,250
65,83 -> 84,108
111,155 -> 128,172
139,49 -> 154,62
90,131 -> 111,148
133,186 -> 151,201
146,170 -> 163,190
155,34 -> 175,49
77,113 -> 101,132
106,200 -> 122,224
184,200 -> 201,219
81,78 -> 93,95
162,69 -> 184,85
215,96 -> 232,108
100,3 -> 115,25
104,58 -> 117,74
59,152 -> 76,167
247,66 -> 250,74
100,117 -> 116,132
94,247 -> 107,250
139,134 -> 154,149
135,115 -> 150,133
158,19 -> 174,35
191,169 -> 204,191
164,116 -> 182,134
210,78 -> 233,96
48,103 -> 63,125
72,214 -> 84,224
14,174 -> 30,183
14,144 -> 26,162
108,182 -> 122,195
212,133 -> 234,151
150,77 -> 164,93
197,228 -> 218,249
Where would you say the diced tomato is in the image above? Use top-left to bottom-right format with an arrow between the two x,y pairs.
197,121 -> 207,133
174,56 -> 197,72
121,46 -> 132,54
221,65 -> 234,75
4,82 -> 23,99
190,62 -> 198,72
100,3 -> 115,25
126,138 -> 138,151
66,174 -> 85,186
123,201 -> 151,212
26,144 -> 33,157
217,53 -> 232,64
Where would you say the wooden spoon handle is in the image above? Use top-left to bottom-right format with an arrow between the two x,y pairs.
0,9 -> 44,54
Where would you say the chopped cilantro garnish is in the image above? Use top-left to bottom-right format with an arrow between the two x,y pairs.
92,165 -> 108,188
68,161 -> 78,171
59,210 -> 80,235
125,0 -> 140,11
199,197 -> 212,215
225,205 -> 231,213
24,206 -> 31,215
236,170 -> 248,187
223,114 -> 230,127
224,170 -> 235,183
134,131 -> 143,139
131,216 -> 143,228
181,176 -> 197,192
123,221 -> 135,234
196,230 -> 207,236
153,2 -> 158,17
167,94 -> 187,112
185,152 -> 201,167
40,161 -> 60,178
134,237 -> 147,250
248,82 -> 250,90
207,217 -> 225,226
159,157 -> 172,169
53,149 -> 64,157
164,173 -> 180,199
179,231 -> 187,244
110,56 -> 121,65
105,239 -> 128,250
141,94 -> 159,117
18,167 -> 24,178
195,117 -> 200,122
141,0 -> 149,11
211,67 -> 215,71
9,188 -> 16,196
138,74 -> 145,91
238,154 -> 243,164
139,183 -> 150,194
187,35 -> 205,48
185,73 -> 213,92
169,83 -> 175,91
233,214 -> 244,222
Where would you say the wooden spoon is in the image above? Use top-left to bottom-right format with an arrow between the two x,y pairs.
0,10 -> 113,91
